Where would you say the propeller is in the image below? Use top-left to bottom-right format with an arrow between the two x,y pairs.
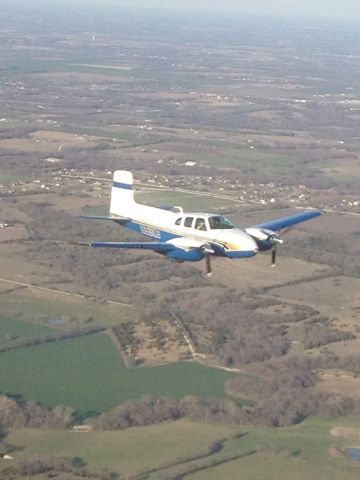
269,226 -> 294,267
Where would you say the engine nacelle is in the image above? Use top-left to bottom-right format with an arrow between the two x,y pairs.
167,247 -> 204,262
245,227 -> 282,251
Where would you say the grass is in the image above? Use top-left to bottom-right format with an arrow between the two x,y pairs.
3,417 -> 360,479
186,416 -> 360,480
0,174 -> 28,184
0,332 -> 237,416
4,420 -> 239,477
83,189 -> 239,217
50,124 -> 140,143
135,190 -> 238,211
0,317 -> 55,346
203,146 -> 295,174
0,288 -> 138,329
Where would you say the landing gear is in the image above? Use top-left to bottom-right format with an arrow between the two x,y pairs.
204,255 -> 212,277
271,244 -> 277,267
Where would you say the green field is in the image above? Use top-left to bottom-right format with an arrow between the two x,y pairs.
0,174 -> 28,184
0,332 -> 237,416
84,187 -> 240,216
2,417 -> 360,479
3,421 -> 239,477
0,288 -> 137,329
136,189 -> 238,211
0,317 -> 55,346
186,416 -> 360,480
203,146 -> 294,174
52,124 -> 140,143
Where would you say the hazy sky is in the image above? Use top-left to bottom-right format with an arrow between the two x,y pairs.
74,0 -> 360,19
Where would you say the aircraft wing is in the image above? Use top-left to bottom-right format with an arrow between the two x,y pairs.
88,241 -> 175,252
86,237 -> 214,262
79,215 -> 131,225
251,210 -> 322,233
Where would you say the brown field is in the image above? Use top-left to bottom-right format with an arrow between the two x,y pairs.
205,254 -> 330,291
70,63 -> 134,70
30,130 -> 101,144
269,275 -> 360,310
35,71 -> 129,82
331,427 -> 360,438
322,334 -> 360,358
0,138 -> 59,153
316,370 -> 360,398
0,225 -> 27,242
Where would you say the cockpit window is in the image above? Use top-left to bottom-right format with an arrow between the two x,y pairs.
208,215 -> 235,230
175,217 -> 182,226
195,218 -> 207,231
184,216 -> 194,228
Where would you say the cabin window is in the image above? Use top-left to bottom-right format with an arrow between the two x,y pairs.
184,217 -> 194,228
175,217 -> 182,226
208,215 -> 235,230
195,218 -> 207,231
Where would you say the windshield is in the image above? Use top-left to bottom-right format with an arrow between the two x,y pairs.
208,215 -> 235,230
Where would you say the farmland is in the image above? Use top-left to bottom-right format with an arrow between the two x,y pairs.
0,332 -> 237,416
2,417 -> 360,479
0,317 -> 54,346
0,283 -> 137,329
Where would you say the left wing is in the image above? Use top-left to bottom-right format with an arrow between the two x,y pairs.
87,236 -> 211,252
84,238 -> 215,275
250,210 -> 322,233
79,215 -> 131,225
88,241 -> 175,253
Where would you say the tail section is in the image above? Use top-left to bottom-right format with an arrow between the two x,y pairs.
110,170 -> 135,217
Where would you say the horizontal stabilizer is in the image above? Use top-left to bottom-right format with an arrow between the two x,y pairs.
253,210 -> 322,232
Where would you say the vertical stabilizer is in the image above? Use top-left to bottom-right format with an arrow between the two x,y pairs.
110,170 -> 135,216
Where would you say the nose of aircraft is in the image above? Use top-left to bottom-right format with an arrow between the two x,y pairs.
223,230 -> 259,258
245,235 -> 259,254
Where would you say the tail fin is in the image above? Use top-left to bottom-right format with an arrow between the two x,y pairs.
110,170 -> 135,217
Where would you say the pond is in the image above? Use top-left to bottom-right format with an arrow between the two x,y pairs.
345,448 -> 360,461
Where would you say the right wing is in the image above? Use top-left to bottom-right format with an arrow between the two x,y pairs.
250,210 -> 322,233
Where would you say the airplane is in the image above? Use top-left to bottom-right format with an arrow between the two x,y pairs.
81,170 -> 322,277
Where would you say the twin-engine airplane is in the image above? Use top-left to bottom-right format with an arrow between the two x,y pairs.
82,170 -> 322,276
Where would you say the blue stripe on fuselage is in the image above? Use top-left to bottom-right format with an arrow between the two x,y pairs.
124,220 -> 180,242
224,250 -> 258,258
113,181 -> 133,190
118,220 -> 257,258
